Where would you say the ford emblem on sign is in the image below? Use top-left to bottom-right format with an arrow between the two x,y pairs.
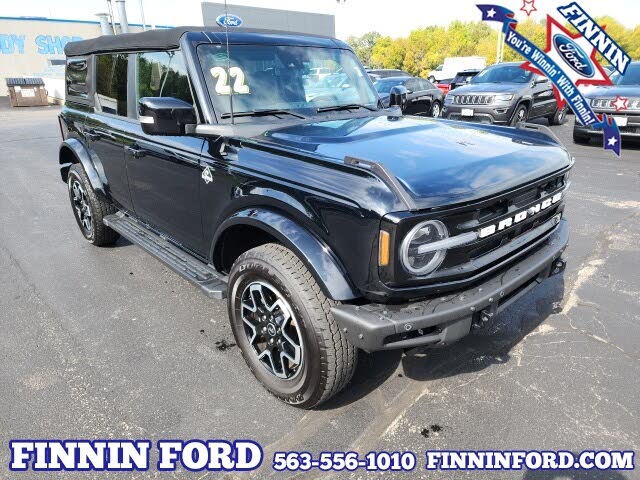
216,14 -> 243,27
553,34 -> 595,78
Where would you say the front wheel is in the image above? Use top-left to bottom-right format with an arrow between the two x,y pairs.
548,105 -> 567,125
431,101 -> 442,118
510,104 -> 528,126
228,243 -> 357,409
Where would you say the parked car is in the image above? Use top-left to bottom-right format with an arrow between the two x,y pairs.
366,69 -> 411,82
444,62 -> 567,126
435,78 -> 455,95
450,69 -> 482,90
428,56 -> 486,83
60,27 -> 571,408
375,76 -> 444,117
574,61 -> 640,144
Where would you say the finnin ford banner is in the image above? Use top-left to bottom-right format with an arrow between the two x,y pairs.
477,2 -> 631,156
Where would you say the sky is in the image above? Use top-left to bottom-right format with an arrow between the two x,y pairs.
2,0 -> 639,39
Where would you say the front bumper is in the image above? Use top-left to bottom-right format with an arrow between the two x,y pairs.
332,220 -> 569,352
443,103 -> 515,124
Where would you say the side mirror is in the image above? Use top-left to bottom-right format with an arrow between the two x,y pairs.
138,97 -> 196,136
389,85 -> 408,110
534,77 -> 549,85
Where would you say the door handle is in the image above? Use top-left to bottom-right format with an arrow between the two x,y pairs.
125,145 -> 146,158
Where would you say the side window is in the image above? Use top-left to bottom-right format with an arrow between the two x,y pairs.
95,53 -> 128,116
136,50 -> 193,107
421,79 -> 435,90
405,78 -> 419,92
66,57 -> 88,98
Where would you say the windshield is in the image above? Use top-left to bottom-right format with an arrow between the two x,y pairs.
471,64 -> 532,84
197,44 -> 378,121
610,63 -> 640,85
374,78 -> 404,94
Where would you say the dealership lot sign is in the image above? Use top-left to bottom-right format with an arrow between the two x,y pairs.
478,2 -> 631,156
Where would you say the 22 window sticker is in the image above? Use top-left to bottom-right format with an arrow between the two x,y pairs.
210,66 -> 250,95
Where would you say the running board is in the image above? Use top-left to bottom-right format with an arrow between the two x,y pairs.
103,212 -> 227,299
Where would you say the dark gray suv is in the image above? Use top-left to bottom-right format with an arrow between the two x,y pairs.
444,62 -> 567,126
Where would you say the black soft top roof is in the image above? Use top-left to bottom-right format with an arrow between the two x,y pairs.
64,26 -> 345,56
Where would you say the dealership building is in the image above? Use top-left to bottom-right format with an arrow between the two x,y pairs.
0,2 -> 335,101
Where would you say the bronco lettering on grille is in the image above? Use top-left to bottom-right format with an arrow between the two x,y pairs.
478,191 -> 563,239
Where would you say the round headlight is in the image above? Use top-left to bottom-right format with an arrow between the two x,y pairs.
400,220 -> 448,276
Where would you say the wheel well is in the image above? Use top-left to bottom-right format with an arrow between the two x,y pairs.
214,224 -> 280,273
59,145 -> 79,183
517,99 -> 531,111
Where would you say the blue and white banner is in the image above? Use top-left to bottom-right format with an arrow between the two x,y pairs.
477,3 -> 628,156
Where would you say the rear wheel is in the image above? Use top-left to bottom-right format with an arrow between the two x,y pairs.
510,104 -> 528,126
431,101 -> 442,118
67,164 -> 119,246
228,243 -> 357,409
548,105 -> 568,125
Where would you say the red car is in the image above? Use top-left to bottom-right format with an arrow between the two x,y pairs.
436,79 -> 454,95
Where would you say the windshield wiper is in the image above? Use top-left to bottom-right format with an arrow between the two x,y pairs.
317,103 -> 377,113
220,109 -> 306,119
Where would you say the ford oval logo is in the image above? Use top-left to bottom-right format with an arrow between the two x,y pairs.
216,14 -> 243,27
553,34 -> 594,78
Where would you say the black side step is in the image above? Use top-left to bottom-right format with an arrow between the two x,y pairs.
103,212 -> 227,299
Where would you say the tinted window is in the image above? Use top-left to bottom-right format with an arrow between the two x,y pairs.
471,64 -> 532,84
405,78 -> 419,91
95,53 -> 128,116
419,79 -> 433,90
136,51 -> 193,106
66,57 -> 89,98
373,78 -> 405,94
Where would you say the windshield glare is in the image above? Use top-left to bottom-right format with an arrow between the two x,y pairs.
197,44 -> 378,120
610,64 -> 640,85
471,64 -> 532,84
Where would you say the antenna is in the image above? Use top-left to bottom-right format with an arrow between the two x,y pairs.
224,0 -> 234,124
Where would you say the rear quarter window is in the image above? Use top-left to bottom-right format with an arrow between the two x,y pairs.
66,57 -> 89,99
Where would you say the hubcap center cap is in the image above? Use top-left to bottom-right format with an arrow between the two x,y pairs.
267,323 -> 277,337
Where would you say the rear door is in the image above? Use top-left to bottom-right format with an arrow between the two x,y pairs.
530,75 -> 556,118
84,53 -> 135,212
124,50 -> 206,254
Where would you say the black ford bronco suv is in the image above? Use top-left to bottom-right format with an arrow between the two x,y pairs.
59,27 -> 571,408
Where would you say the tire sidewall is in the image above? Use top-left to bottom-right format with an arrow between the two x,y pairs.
228,257 -> 326,407
67,167 -> 95,242
511,104 -> 528,126
431,101 -> 441,118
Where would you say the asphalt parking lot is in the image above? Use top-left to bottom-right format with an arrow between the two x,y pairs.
0,97 -> 638,480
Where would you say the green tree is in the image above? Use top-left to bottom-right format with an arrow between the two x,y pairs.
346,31 -> 381,67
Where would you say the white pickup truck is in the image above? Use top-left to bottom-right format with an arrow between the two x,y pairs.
428,56 -> 487,83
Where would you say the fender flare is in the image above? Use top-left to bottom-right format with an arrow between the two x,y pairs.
213,208 -> 359,301
59,138 -> 107,199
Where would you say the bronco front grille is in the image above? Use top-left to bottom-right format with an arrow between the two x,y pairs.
452,94 -> 495,105
439,174 -> 567,270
